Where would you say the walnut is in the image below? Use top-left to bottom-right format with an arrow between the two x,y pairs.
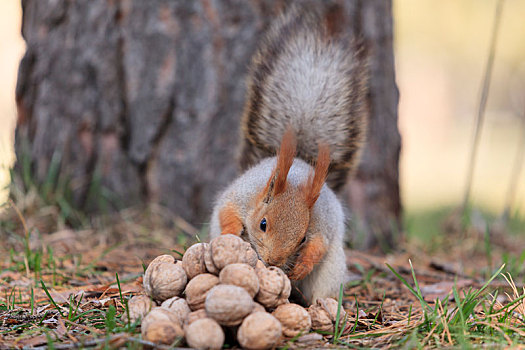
141,307 -> 184,344
204,234 -> 258,274
307,305 -> 332,332
160,296 -> 191,326
244,242 -> 259,266
237,312 -> 282,350
184,309 -> 208,328
255,265 -> 291,308
219,263 -> 259,298
143,255 -> 187,302
182,243 -> 209,279
308,298 -> 346,332
255,259 -> 266,271
252,302 -> 266,314
272,303 -> 311,337
318,297 -> 343,318
205,284 -> 254,326
148,254 -> 176,265
142,320 -> 184,345
185,273 -> 220,310
141,307 -> 180,331
184,318 -> 225,350
122,294 -> 154,324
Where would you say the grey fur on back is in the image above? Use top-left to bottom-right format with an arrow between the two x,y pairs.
239,4 -> 368,191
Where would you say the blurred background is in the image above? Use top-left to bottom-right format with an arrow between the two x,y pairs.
1,0 -> 524,220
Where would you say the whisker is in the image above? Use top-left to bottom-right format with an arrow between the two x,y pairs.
246,231 -> 269,250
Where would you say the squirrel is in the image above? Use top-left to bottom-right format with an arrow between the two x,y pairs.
209,4 -> 368,305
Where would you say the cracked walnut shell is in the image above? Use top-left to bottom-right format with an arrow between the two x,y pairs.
308,298 -> 346,332
143,255 -> 187,302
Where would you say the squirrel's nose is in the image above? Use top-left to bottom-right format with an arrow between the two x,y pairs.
260,246 -> 283,267
261,254 -> 277,267
267,257 -> 285,267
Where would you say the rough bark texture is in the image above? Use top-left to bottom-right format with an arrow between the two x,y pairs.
343,0 -> 402,249
15,0 -> 401,248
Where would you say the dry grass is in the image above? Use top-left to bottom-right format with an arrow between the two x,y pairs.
1,195 -> 525,348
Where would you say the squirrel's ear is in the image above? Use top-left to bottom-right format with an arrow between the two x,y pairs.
303,144 -> 330,209
262,128 -> 296,203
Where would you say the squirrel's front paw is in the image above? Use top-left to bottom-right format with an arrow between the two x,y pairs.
288,236 -> 327,281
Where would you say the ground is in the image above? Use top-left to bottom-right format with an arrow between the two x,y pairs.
1,198 -> 524,349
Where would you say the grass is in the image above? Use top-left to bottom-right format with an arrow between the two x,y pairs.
385,262 -> 509,347
12,145 -> 86,228
333,284 -> 347,344
0,274 -> 146,348
8,143 -> 122,230
338,266 -> 525,348
0,193 -> 192,348
1,183 -> 525,348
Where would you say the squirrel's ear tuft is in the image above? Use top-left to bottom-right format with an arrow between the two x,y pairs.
262,128 -> 296,203
303,143 -> 330,208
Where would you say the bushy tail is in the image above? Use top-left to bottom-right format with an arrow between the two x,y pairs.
239,4 -> 368,191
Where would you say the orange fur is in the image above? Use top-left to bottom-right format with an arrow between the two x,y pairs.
288,235 -> 327,280
219,203 -> 243,236
302,144 -> 330,208
260,128 -> 297,203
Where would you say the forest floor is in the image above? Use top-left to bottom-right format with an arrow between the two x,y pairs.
1,194 -> 525,349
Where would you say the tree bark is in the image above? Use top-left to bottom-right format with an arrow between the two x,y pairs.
343,1 -> 402,249
15,0 -> 401,248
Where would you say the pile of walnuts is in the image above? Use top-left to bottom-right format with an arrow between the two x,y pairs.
126,234 -> 345,349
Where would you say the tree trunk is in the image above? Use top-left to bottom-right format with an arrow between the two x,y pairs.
15,0 -> 401,248
343,1 -> 402,249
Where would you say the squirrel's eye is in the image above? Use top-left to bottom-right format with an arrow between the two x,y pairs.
260,218 -> 267,232
300,236 -> 306,245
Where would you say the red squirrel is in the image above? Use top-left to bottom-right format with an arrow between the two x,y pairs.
209,4 -> 367,304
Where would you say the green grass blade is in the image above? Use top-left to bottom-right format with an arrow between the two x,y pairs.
116,272 -> 131,327
40,280 -> 66,318
386,263 -> 432,311
30,286 -> 34,315
333,283 -> 344,343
